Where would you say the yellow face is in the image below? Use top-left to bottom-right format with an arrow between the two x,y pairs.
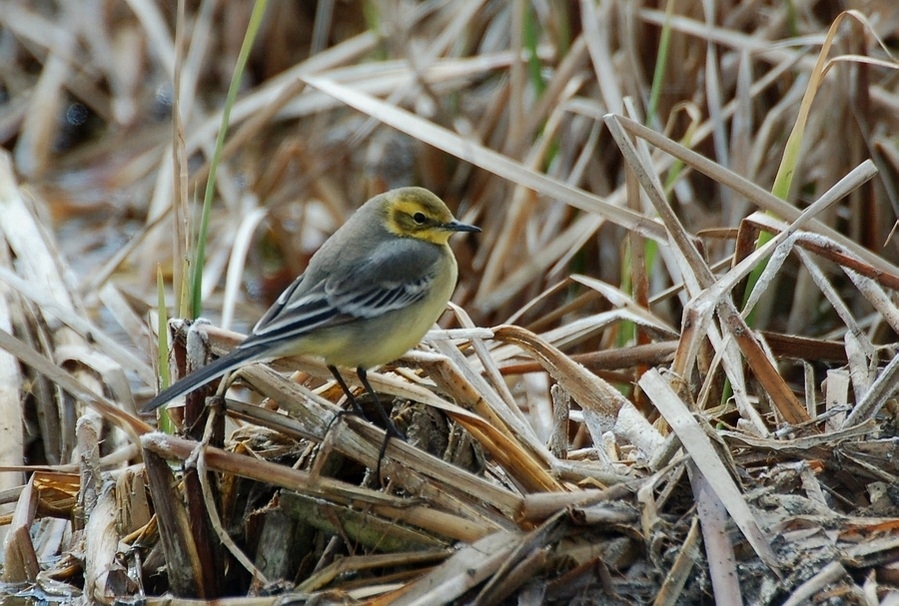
382,188 -> 479,245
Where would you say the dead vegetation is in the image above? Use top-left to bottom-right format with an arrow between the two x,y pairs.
2,1 -> 899,604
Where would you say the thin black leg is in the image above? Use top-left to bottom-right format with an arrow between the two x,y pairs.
355,367 -> 404,439
326,365 -> 405,481
356,367 -> 406,481
328,365 -> 366,416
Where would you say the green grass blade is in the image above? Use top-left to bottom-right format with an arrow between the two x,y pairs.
523,3 -> 547,95
741,12 -> 853,318
155,264 -> 173,430
189,0 -> 269,319
646,0 -> 676,126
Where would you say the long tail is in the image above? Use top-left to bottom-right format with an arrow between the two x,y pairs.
141,345 -> 266,412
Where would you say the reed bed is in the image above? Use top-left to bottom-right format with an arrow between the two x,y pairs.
1,1 -> 899,603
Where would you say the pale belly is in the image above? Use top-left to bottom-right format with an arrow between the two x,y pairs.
275,251 -> 457,369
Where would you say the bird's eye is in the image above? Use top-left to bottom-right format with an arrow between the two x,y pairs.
412,212 -> 427,225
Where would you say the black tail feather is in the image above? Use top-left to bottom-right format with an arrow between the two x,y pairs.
142,345 -> 265,412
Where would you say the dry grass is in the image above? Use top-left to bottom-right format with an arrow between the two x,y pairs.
2,1 -> 899,603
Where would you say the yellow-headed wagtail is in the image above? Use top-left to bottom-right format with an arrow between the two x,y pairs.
142,187 -> 479,470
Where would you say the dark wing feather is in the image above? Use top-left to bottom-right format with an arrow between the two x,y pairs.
327,272 -> 433,318
242,238 -> 441,349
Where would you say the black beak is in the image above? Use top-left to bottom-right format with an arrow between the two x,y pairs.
445,220 -> 481,233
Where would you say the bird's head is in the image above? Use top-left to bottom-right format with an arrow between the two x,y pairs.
379,187 -> 480,245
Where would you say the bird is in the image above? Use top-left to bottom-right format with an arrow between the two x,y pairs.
142,186 -> 480,473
